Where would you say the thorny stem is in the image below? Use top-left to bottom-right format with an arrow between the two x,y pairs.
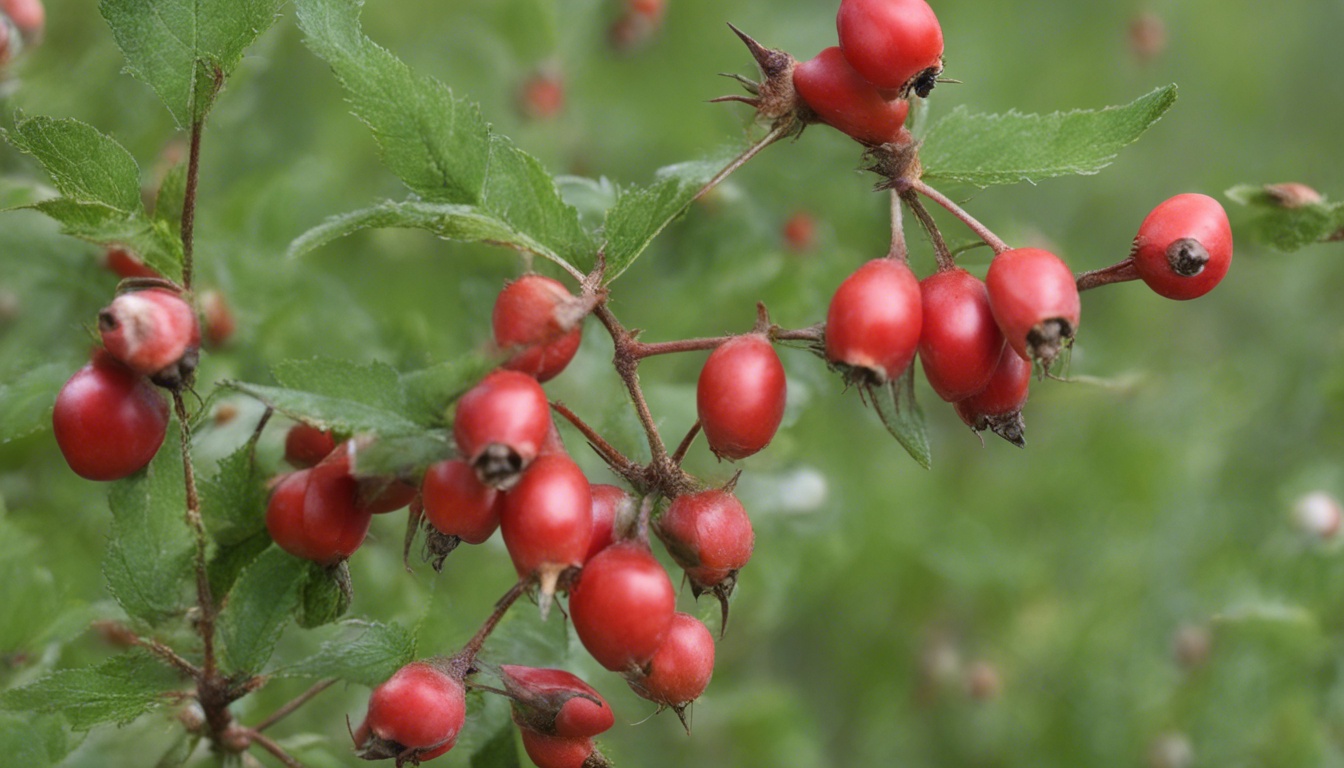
1076,257 -> 1141,291
181,119 -> 203,292
172,393 -> 216,678
691,122 -> 791,205
254,679 -> 338,733
594,304 -> 672,470
900,191 -> 956,270
913,179 -> 1011,255
670,421 -> 701,467
888,189 -> 908,262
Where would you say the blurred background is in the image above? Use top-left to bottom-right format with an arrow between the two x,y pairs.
2,0 -> 1344,766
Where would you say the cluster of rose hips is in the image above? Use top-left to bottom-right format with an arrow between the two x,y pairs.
718,0 -> 1234,445
0,0 -> 43,69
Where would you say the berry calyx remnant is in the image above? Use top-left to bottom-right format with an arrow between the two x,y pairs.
954,345 -> 1032,447
453,370 -> 552,490
985,248 -> 1080,373
1132,193 -> 1233,300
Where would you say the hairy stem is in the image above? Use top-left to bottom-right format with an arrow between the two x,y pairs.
453,577 -> 530,667
594,304 -> 671,468
670,421 -> 701,467
172,393 -> 215,677
255,679 -> 338,733
1076,257 -> 1140,291
550,401 -> 642,483
692,123 -> 791,205
913,179 -> 1010,255
247,729 -> 304,768
888,189 -> 908,262
900,191 -> 956,270
181,120 -> 203,292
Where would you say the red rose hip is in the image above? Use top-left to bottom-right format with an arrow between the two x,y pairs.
569,541 -> 676,673
919,268 -> 1005,402
499,454 -> 593,607
697,334 -> 787,461
954,345 -> 1032,447
625,612 -> 716,720
500,665 -> 614,738
793,47 -> 911,146
1132,193 -> 1233,300
355,661 -> 466,762
825,258 -> 923,384
52,351 -> 169,481
985,248 -> 1080,372
836,0 -> 945,96
98,287 -> 200,383
453,370 -> 552,490
493,274 -> 584,382
422,459 -> 502,545
519,730 -> 611,768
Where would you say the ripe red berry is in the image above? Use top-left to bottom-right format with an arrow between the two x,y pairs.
265,464 -> 372,566
315,439 -> 416,515
421,459 -> 501,545
793,47 -> 911,146
836,0 -> 944,96
625,613 -> 715,716
1132,193 -> 1233,300
919,268 -> 1005,402
954,345 -> 1032,447
825,258 -> 923,384
101,246 -> 161,280
494,274 -> 583,383
284,423 -> 337,468
1,0 -> 44,40
585,484 -> 632,562
453,370 -> 552,489
570,541 -> 676,673
355,661 -> 466,763
985,248 -> 1080,372
98,287 -> 200,384
696,334 -> 787,461
655,488 -> 754,595
500,665 -> 615,738
499,454 -> 593,602
52,351 -> 169,481
518,729 -> 611,768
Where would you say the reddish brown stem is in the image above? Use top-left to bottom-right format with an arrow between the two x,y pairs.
630,336 -> 732,359
670,421 -> 701,467
452,577 -> 530,669
691,123 -> 791,205
181,120 -> 203,292
888,189 -> 908,262
254,679 -> 337,733
594,304 -> 671,468
1076,258 -> 1140,291
913,179 -> 1010,255
173,393 -> 216,677
900,191 -> 956,270
246,729 -> 304,768
550,401 -> 641,481
770,323 -> 824,343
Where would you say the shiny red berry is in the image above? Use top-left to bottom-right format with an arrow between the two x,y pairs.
570,541 -> 676,673
265,464 -> 372,566
1132,193 -> 1233,300
1,0 -> 44,40
836,0 -> 944,96
919,268 -> 1005,402
793,47 -> 911,146
453,370 -> 552,489
500,665 -> 615,738
655,489 -> 754,595
585,484 -> 632,562
519,729 -> 611,768
500,454 -> 593,601
52,351 -> 169,481
284,423 -> 337,468
422,459 -> 501,545
986,248 -> 1080,372
493,274 -> 583,383
625,612 -> 715,714
355,661 -> 466,763
954,345 -> 1032,447
696,334 -> 787,461
98,287 -> 200,384
825,258 -> 923,384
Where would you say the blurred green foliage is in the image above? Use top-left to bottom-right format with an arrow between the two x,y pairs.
2,0 -> 1344,766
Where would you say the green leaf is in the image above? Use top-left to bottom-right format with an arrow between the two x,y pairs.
0,712 -> 78,768
601,157 -> 721,284
470,722 -> 521,768
4,116 -> 184,279
103,448 -> 196,626
218,545 -> 306,675
0,178 -> 56,208
221,380 -> 423,437
351,431 -> 452,478
920,85 -> 1178,187
287,199 -> 563,263
292,0 -> 593,270
1226,184 -> 1344,251
400,355 -> 500,426
153,161 -> 188,236
0,652 -> 183,730
206,532 -> 271,601
6,116 -> 142,210
296,561 -> 351,629
0,363 -> 67,443
281,621 -> 415,687
870,367 -> 931,469
99,0 -> 286,126
200,442 -> 269,547
271,358 -> 407,416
